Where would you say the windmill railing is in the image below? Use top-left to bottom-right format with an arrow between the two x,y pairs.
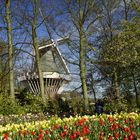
18,72 -> 71,98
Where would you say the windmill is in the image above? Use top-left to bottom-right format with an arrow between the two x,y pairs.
18,38 -> 71,99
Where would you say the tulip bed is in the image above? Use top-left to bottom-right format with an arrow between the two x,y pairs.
0,112 -> 140,140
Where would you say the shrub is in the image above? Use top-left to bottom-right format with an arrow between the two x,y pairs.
19,93 -> 48,114
47,99 -> 60,115
103,97 -> 129,113
67,97 -> 84,115
0,95 -> 25,115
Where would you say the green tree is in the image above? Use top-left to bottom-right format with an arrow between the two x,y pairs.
99,15 -> 140,106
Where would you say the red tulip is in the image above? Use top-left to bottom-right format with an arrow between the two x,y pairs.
108,135 -> 113,140
3,133 -> 8,140
64,130 -> 68,135
24,130 -> 27,135
55,124 -> 60,129
99,119 -> 104,126
19,130 -> 22,135
110,127 -> 114,131
131,131 -> 135,137
39,129 -> 43,134
130,124 -> 133,129
124,127 -> 130,132
129,118 -> 133,123
99,132 -> 104,140
124,118 -> 128,124
118,124 -> 122,129
113,132 -> 119,138
79,122 -> 84,126
108,117 -> 113,123
100,132 -> 104,136
124,135 -> 128,140
112,122 -> 117,129
81,132 -> 85,137
38,137 -> 42,140
60,132 -> 65,137
45,130 -> 49,135
73,133 -> 77,138
76,131 -> 80,136
70,135 -> 74,140
79,118 -> 86,126
129,135 -> 133,140
100,135 -> 103,140
39,133 -> 43,138
31,131 -> 35,135
64,124 -> 68,129
127,127 -> 130,132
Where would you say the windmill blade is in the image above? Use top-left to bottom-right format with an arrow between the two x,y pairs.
56,37 -> 69,46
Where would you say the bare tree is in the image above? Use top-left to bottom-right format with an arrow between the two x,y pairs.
5,0 -> 15,99
51,0 -> 101,111
31,0 -> 45,100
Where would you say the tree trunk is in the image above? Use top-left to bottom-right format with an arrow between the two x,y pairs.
79,0 -> 89,112
32,0 -> 45,100
91,74 -> 96,102
6,0 -> 15,99
0,57 -> 3,92
79,35 -> 89,111
0,57 -> 2,91
132,74 -> 139,107
112,68 -> 120,98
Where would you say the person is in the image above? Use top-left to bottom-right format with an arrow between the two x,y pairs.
95,99 -> 104,115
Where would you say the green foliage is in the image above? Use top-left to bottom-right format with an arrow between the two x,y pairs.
103,97 -> 129,113
0,95 -> 25,115
47,100 -> 60,114
18,93 -> 48,114
100,16 -> 140,69
67,96 -> 84,115
0,91 -> 139,116
0,92 -> 49,115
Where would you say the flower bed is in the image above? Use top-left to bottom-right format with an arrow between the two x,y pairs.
0,113 -> 49,126
1,112 -> 140,140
